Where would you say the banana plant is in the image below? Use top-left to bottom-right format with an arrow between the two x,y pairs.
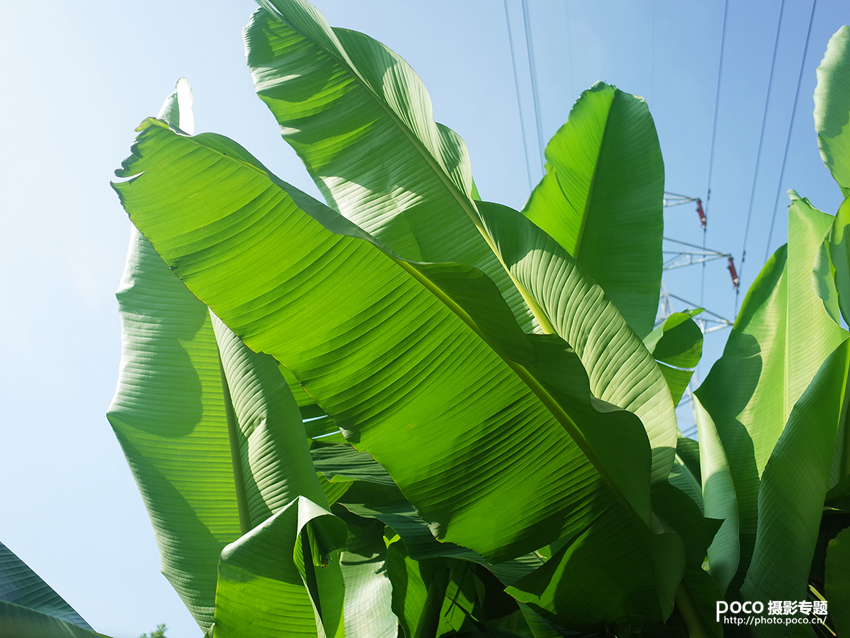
691,24 -> 850,638
101,0 -> 850,636
106,1 -> 725,636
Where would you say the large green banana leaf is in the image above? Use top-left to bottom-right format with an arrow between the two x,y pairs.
0,601 -> 108,638
0,541 -> 104,638
522,82 -> 664,338
0,541 -> 93,631
476,201 -> 677,485
108,81 -> 342,633
741,340 -> 850,637
243,0 -> 678,486
695,193 -> 849,593
244,0 -> 534,333
113,117 -> 687,626
814,26 -> 850,197
693,398 -> 739,595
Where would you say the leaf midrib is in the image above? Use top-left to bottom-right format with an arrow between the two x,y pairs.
573,89 -> 616,263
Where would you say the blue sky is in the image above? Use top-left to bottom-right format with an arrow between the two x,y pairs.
1,1 -> 849,636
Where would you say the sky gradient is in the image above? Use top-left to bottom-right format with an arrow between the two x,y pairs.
1,1 -> 849,636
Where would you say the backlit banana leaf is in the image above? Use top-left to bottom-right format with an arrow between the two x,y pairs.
814,26 -> 850,197
108,81 -> 339,632
742,340 -> 850,637
695,193 -> 849,593
824,196 -> 850,486
244,0 -> 534,332
243,0 -> 678,486
643,309 -> 703,406
113,118 -> 686,625
522,82 -> 664,338
477,201 -> 677,485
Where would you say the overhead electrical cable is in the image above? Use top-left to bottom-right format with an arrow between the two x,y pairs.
563,0 -> 575,104
503,0 -> 535,192
764,0 -> 818,264
521,0 -> 547,172
736,0 -> 786,314
701,0 -> 730,307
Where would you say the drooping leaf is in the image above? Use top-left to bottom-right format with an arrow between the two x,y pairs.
693,398 -> 739,595
814,25 -> 850,197
650,482 -> 724,638
741,340 -> 850,636
244,1 -> 534,332
643,310 -> 703,369
522,82 -> 664,338
385,541 -> 450,638
0,542 -> 93,631
644,310 -> 703,406
0,601 -> 109,638
213,496 -> 347,638
827,196 -> 850,331
667,454 -> 703,514
695,193 -> 848,593
825,526 -> 850,636
335,513 -> 397,638
676,436 -> 701,484
108,81 -> 336,632
112,119 -> 683,622
213,313 -> 330,521
667,436 -> 704,514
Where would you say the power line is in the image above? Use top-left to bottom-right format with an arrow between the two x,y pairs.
764,0 -> 818,263
702,0 -> 730,306
503,0 -> 535,192
736,0 -> 786,314
521,0 -> 546,171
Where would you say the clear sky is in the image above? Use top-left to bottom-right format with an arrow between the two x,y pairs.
1,1 -> 849,636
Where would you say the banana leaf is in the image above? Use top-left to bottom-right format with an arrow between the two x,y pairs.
245,0 -> 534,332
243,3 -> 679,488
113,117 -> 686,627
695,193 -> 849,593
108,80 -> 341,633
742,340 -> 850,636
0,542 -> 102,637
522,82 -> 664,338
814,26 -> 850,198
